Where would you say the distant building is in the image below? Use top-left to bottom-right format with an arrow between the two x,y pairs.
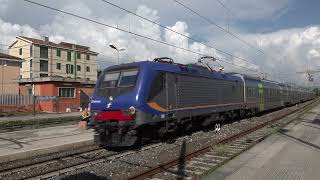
9,36 -> 98,80
0,53 -> 23,94
8,36 -> 99,112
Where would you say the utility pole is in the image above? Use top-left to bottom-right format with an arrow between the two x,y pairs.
1,59 -> 4,94
74,45 -> 77,79
297,69 -> 320,82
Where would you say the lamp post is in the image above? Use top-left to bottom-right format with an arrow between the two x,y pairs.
109,43 -> 126,64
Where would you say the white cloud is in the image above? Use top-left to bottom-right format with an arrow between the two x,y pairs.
232,26 -> 320,83
308,49 -> 320,59
0,18 -> 40,53
0,1 -> 319,86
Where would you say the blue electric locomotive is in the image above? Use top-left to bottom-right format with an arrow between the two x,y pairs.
91,58 -> 315,147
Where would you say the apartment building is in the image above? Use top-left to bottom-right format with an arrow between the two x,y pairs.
0,53 -> 23,94
7,36 -> 99,112
9,36 -> 98,80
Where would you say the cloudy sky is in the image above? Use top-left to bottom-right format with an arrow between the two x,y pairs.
0,0 -> 319,85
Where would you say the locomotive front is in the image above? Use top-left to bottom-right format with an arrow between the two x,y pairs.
90,62 -> 159,147
91,64 -> 142,147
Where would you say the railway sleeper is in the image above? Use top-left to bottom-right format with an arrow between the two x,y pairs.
185,163 -> 211,171
160,172 -> 193,180
191,156 -> 222,164
189,159 -> 217,167
169,166 -> 203,176
203,153 -> 229,160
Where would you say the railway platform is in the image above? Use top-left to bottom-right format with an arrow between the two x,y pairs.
0,124 -> 94,163
204,104 -> 320,180
0,112 -> 81,123
0,112 -> 82,132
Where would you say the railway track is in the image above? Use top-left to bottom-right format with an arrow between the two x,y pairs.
0,142 -> 162,180
129,100 -> 319,180
0,100 -> 317,180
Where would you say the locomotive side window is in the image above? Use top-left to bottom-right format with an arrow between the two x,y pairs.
148,73 -> 165,101
100,72 -> 120,88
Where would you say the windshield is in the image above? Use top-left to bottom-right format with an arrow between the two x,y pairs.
99,69 -> 139,88
100,72 -> 120,88
119,70 -> 139,87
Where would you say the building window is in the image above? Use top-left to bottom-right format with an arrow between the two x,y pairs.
56,63 -> 61,70
66,64 -> 74,74
59,87 -> 75,98
20,62 -> 22,68
28,88 -> 32,95
77,65 -> 81,71
30,45 -> 33,56
86,54 -> 90,60
56,49 -> 61,57
77,52 -> 81,59
40,60 -> 48,72
30,59 -> 32,68
19,48 -> 22,55
86,66 -> 90,72
40,46 -> 48,59
40,73 -> 48,77
30,73 -> 33,78
67,51 -> 71,61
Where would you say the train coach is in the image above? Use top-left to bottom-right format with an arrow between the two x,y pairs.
90,58 -> 315,147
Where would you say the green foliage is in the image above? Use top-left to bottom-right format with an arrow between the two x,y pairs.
211,144 -> 227,155
313,88 -> 320,96
0,116 -> 81,132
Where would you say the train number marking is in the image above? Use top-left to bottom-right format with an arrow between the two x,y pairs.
215,124 -> 221,133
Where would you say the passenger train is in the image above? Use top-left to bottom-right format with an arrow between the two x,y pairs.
90,58 -> 315,147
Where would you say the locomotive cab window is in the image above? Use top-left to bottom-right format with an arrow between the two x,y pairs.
99,69 -> 139,88
118,70 -> 139,87
100,72 -> 120,88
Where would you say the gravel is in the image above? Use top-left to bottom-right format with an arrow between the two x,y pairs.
1,101 -> 315,180
56,102 -> 313,180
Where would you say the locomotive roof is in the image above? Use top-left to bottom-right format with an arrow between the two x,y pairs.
104,60 -> 242,81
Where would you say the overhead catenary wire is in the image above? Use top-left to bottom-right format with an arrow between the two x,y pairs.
172,0 -> 299,80
214,0 -> 284,58
172,0 -> 281,62
100,0 -> 258,66
4,43 -> 259,74
22,0 -> 261,74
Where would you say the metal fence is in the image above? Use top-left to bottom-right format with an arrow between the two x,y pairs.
0,94 -> 36,106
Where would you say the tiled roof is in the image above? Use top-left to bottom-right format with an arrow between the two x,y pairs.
17,36 -> 98,55
0,53 -> 23,61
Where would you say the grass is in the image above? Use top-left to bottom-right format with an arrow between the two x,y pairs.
211,144 -> 227,156
0,116 -> 81,132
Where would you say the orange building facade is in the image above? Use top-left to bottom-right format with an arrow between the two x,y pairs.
19,77 -> 95,112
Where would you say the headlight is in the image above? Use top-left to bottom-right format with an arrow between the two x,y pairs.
128,106 -> 136,115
